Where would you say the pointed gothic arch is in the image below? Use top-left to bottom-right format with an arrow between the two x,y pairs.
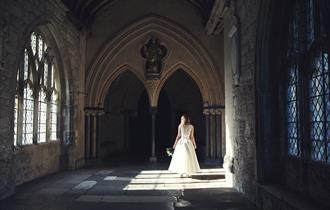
86,15 -> 224,109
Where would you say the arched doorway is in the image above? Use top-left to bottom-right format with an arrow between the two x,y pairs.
156,69 -> 205,161
100,70 -> 150,163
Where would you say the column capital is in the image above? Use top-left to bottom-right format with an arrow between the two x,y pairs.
203,108 -> 210,115
209,108 -> 215,115
215,108 -> 223,115
85,107 -> 104,116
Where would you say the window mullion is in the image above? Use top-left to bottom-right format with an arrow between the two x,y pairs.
17,60 -> 24,146
33,85 -> 38,144
33,44 -> 38,144
46,60 -> 51,142
303,55 -> 311,162
299,56 -> 307,159
321,52 -> 328,162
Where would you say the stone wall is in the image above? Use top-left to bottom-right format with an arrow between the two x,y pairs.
223,0 -> 259,203
252,0 -> 330,209
86,0 -> 224,78
0,0 -> 82,199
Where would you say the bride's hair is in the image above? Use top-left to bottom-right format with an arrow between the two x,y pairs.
181,114 -> 191,125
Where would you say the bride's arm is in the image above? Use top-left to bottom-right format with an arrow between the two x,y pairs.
172,125 -> 181,149
190,126 -> 197,149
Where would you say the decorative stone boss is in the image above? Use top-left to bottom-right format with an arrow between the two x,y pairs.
140,36 -> 167,80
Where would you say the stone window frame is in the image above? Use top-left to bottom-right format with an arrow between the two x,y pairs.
285,0 -> 330,164
14,29 -> 60,147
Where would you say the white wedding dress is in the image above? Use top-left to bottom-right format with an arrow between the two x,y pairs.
168,124 -> 200,175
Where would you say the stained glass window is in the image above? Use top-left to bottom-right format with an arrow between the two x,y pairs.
14,94 -> 18,146
286,0 -> 330,162
50,92 -> 57,141
14,30 -> 60,146
22,84 -> 34,145
287,0 -> 302,157
287,65 -> 300,156
44,62 -> 48,85
31,32 -> 37,56
310,51 -> 329,162
38,90 -> 47,143
38,35 -> 43,61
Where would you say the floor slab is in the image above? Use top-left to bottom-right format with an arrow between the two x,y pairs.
0,163 -> 258,210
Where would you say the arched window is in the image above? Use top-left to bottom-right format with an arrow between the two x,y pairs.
286,0 -> 302,157
286,0 -> 329,163
14,30 -> 60,146
310,49 -> 329,162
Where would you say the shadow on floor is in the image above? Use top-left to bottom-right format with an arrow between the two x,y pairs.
0,161 -> 258,210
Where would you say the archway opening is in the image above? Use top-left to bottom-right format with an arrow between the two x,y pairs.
157,69 -> 205,162
100,70 -> 151,163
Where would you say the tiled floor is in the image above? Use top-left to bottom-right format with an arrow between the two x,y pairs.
0,163 -> 258,210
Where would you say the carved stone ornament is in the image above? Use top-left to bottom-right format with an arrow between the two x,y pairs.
228,15 -> 240,87
140,36 -> 167,80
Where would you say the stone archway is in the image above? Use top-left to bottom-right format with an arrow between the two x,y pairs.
156,69 -> 206,161
99,70 -> 150,162
86,15 -> 223,108
85,15 -> 225,162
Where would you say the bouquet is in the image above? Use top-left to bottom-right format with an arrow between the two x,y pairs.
166,147 -> 174,156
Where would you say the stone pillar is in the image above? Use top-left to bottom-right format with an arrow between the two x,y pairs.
85,108 -> 104,160
221,109 -> 226,159
122,110 -> 130,151
91,113 -> 97,158
209,108 -> 216,158
215,108 -> 222,160
203,108 -> 211,158
204,106 -> 225,161
149,107 -> 157,162
85,112 -> 91,160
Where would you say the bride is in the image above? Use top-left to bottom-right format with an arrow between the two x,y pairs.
168,114 -> 200,176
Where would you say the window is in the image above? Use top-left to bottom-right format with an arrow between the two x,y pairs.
286,0 -> 329,163
22,84 -> 34,145
14,31 -> 59,146
310,50 -> 329,162
286,0 -> 302,157
287,64 -> 300,156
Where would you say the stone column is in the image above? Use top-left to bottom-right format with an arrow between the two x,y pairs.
122,110 -> 130,151
94,109 -> 104,158
91,113 -> 97,158
215,108 -> 222,160
85,108 -> 104,159
96,113 -> 101,158
209,108 -> 216,158
203,108 -> 210,158
85,112 -> 92,160
149,107 -> 157,162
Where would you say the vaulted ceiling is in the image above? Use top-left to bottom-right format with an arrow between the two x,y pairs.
61,0 -> 216,29
61,0 -> 118,27
186,0 -> 215,24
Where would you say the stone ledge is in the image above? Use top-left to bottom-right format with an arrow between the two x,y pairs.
257,184 -> 328,210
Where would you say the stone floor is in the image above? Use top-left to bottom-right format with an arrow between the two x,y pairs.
0,162 -> 258,210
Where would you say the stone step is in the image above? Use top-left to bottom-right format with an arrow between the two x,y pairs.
76,195 -> 177,203
190,172 -> 225,180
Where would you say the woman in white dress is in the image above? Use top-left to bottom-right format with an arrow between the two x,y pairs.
168,114 -> 200,176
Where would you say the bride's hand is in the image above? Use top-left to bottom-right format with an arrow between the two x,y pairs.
194,144 -> 197,149
172,145 -> 176,149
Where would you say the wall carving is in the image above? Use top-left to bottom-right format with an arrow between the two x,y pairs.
228,15 -> 240,87
140,36 -> 167,80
